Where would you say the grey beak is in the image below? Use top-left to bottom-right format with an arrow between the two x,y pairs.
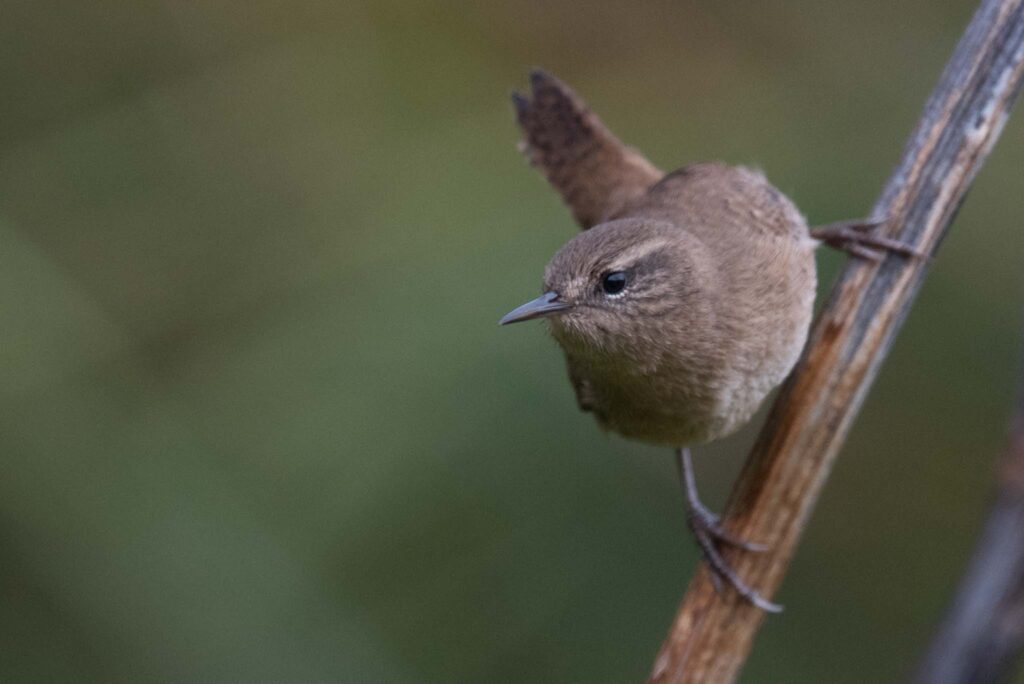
499,291 -> 572,325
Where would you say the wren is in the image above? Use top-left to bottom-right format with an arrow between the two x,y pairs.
500,70 -> 917,612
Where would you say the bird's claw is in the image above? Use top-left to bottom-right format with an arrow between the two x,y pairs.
687,511 -> 783,613
811,218 -> 925,261
689,499 -> 769,553
678,447 -> 782,613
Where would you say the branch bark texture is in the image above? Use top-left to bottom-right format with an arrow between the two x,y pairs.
911,349 -> 1024,684
649,1 -> 1024,682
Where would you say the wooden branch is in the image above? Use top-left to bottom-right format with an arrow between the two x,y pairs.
649,1 -> 1024,682
911,346 -> 1024,684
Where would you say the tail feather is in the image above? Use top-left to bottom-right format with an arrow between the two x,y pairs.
513,70 -> 663,229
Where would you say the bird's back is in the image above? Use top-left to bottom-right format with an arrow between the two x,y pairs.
625,162 -> 811,243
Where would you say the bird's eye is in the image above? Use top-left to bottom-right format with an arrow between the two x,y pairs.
601,271 -> 628,296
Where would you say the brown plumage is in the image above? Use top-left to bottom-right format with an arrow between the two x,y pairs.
512,71 -> 662,227
501,70 -> 916,612
544,165 -> 815,448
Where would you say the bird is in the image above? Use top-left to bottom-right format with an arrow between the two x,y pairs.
500,70 -> 918,612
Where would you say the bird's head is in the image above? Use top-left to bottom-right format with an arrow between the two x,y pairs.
500,218 -> 713,354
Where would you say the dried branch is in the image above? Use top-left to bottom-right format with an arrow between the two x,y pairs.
649,1 -> 1024,682
911,340 -> 1024,684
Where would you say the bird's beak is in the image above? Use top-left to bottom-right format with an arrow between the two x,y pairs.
499,291 -> 572,325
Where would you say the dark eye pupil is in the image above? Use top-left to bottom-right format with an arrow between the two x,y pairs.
601,271 -> 627,295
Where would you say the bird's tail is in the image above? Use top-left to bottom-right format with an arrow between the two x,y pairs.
512,70 -> 663,229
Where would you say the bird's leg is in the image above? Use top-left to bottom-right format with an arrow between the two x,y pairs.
810,218 -> 924,261
676,447 -> 783,613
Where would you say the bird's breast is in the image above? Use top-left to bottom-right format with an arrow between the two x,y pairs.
561,344 -> 728,447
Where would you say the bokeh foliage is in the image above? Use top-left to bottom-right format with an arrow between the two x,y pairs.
1,1 -> 1022,682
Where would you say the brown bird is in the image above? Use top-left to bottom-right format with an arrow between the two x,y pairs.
500,70 -> 917,612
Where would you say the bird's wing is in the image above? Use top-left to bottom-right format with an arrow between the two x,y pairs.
513,70 -> 663,229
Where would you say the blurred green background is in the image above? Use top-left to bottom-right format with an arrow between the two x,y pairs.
1,1 -> 1022,682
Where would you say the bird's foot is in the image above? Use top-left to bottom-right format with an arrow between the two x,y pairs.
688,498 -> 768,553
811,218 -> 924,261
687,505 -> 783,614
677,448 -> 782,613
